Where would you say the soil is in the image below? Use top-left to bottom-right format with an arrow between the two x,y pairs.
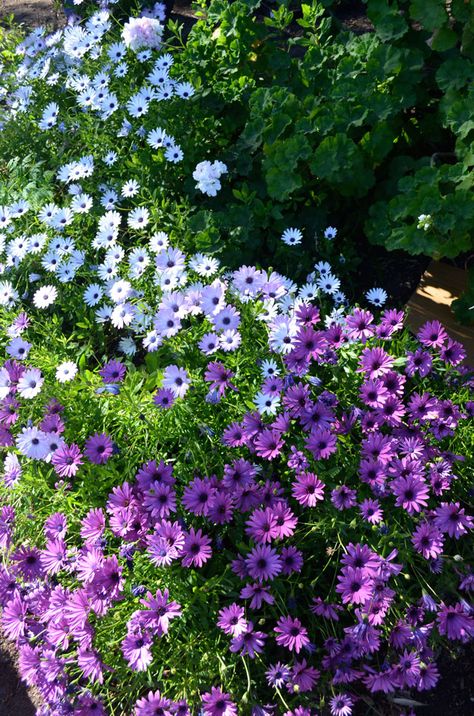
0,0 -> 64,28
0,633 -> 40,716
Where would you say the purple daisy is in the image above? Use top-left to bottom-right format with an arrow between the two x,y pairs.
358,347 -> 394,378
204,361 -> 236,396
121,629 -> 153,671
405,348 -> 433,378
292,472 -> 325,507
305,427 -> 337,460
391,475 -> 429,514
181,528 -> 212,568
254,429 -> 285,460
331,486 -> 357,511
162,364 -> 190,398
329,694 -> 353,716
345,308 -> 374,341
245,544 -> 282,582
359,498 -> 383,524
240,582 -> 275,609
229,621 -> 267,658
245,508 -> 279,544
80,508 -> 106,544
434,502 -> 473,539
51,443 -> 83,478
217,603 -> 248,637
100,360 -> 127,383
134,690 -> 175,716
1,593 -> 27,640
274,615 -> 310,653
417,320 -> 448,348
139,588 -> 182,636
437,602 -> 474,640
84,432 -> 114,464
153,388 -> 176,409
202,686 -> 237,716
411,522 -> 444,559
336,567 -> 373,605
266,662 -> 291,688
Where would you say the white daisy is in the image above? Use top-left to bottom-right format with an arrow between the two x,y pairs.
281,227 -> 303,246
56,361 -> 78,383
33,285 -> 58,308
366,287 -> 388,307
17,368 -> 44,399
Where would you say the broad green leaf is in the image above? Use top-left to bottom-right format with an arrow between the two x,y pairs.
366,0 -> 408,40
409,0 -> 448,32
430,26 -> 458,52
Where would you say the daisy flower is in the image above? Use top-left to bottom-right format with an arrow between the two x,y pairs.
33,285 -> 58,308
281,227 -> 303,246
56,361 -> 78,383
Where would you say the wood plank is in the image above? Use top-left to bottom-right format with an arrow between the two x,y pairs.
406,260 -> 474,365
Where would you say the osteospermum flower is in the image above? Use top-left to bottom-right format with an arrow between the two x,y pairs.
122,630 -> 153,672
336,567 -> 373,604
84,433 -> 114,465
51,443 -> 83,478
437,603 -> 474,640
330,693 -> 353,716
434,502 -> 473,539
139,589 -> 182,636
281,227 -> 303,246
229,621 -> 267,658
359,498 -> 383,524
245,544 -> 282,582
162,365 -> 190,398
391,475 -> 429,515
17,368 -> 44,399
123,17 -> 164,51
274,615 -> 310,653
153,388 -> 175,409
56,361 -> 78,383
217,603 -> 248,637
358,347 -> 394,378
417,320 -> 448,348
134,690 -> 175,716
412,522 -> 444,559
33,285 -> 58,308
181,528 -> 212,568
100,360 -> 126,384
2,593 -> 27,640
202,687 -> 237,716
292,472 -> 325,507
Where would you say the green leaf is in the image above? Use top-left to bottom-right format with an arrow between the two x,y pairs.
263,134 -> 312,200
309,133 -> 375,197
366,0 -> 409,40
409,0 -> 449,32
361,121 -> 397,165
430,26 -> 458,52
436,58 -> 474,91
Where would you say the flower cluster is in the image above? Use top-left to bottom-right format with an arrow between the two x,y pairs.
0,237 -> 472,714
193,160 -> 228,197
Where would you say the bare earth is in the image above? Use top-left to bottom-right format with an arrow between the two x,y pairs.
0,0 -> 64,28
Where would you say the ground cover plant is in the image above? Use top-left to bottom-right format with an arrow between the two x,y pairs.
2,0 -> 473,311
0,2 -> 472,715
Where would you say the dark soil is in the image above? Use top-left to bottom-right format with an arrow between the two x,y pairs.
0,0 -> 64,28
0,633 -> 40,716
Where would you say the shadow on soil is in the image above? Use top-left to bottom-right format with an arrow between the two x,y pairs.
0,641 -> 36,716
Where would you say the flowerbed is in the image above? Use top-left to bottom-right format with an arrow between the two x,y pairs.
0,2 -> 472,715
